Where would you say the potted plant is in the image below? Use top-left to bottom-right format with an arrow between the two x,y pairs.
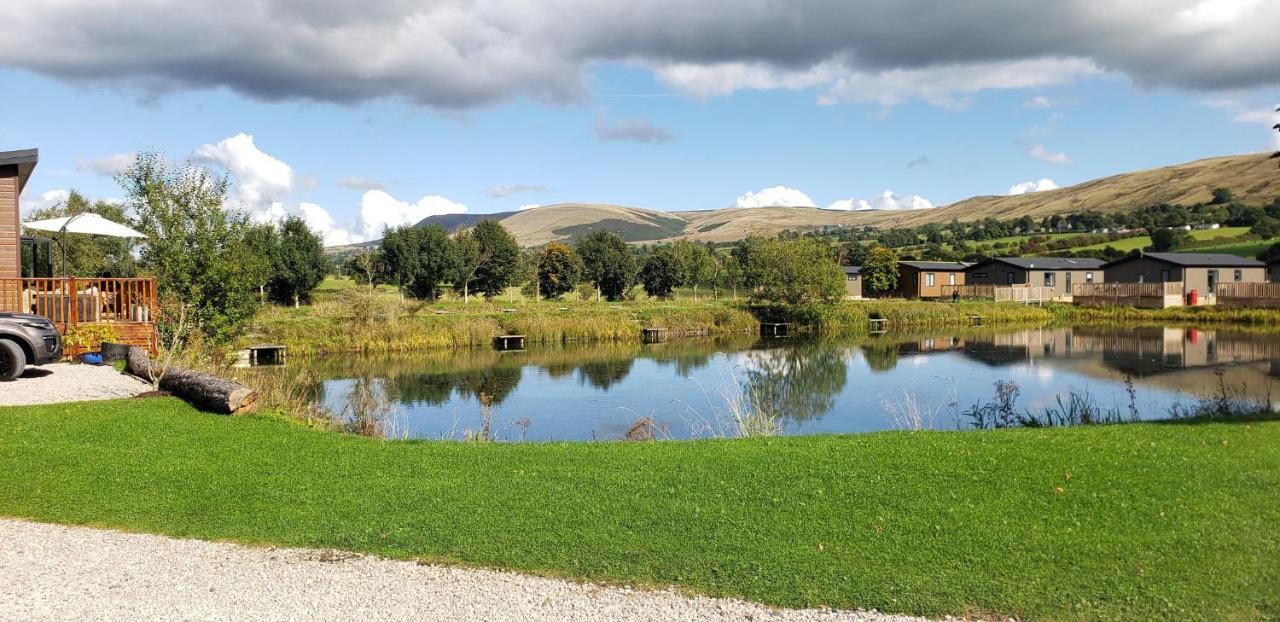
63,324 -> 122,364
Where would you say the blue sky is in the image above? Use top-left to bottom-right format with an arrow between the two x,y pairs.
2,1 -> 1278,245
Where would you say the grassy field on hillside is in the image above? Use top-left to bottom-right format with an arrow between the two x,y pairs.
1072,227 -> 1254,253
0,399 -> 1275,621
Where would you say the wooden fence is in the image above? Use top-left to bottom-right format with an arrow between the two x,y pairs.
1215,282 -> 1280,308
939,284 -> 995,299
0,277 -> 159,354
1072,281 -> 1185,308
994,286 -> 1057,304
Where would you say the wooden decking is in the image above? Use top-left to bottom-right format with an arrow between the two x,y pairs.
1072,282 -> 1185,309
0,277 -> 159,355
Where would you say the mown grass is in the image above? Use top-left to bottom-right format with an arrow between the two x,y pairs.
0,399 -> 1276,621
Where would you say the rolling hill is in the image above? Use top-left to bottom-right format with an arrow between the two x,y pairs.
349,152 -> 1280,250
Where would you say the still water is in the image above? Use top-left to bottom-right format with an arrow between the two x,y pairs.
289,325 -> 1280,441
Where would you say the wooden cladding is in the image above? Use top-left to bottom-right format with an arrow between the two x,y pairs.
0,173 -> 17,279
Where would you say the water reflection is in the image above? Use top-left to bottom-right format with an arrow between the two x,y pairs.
287,326 -> 1280,441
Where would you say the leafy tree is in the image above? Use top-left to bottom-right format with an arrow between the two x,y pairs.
25,190 -> 140,278
740,237 -> 845,305
451,229 -> 482,303
575,230 -> 638,301
1211,187 -> 1235,205
640,247 -> 681,298
1148,227 -> 1192,252
344,250 -> 387,287
118,151 -> 263,343
1251,217 -> 1280,239
861,244 -> 899,295
536,242 -> 582,300
468,220 -> 521,300
267,216 -> 330,307
671,239 -> 714,299
242,222 -> 279,303
381,224 -> 458,300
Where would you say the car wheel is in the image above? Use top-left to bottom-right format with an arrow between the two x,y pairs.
0,339 -> 25,381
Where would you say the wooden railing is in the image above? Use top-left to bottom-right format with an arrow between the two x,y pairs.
1215,282 -> 1280,308
0,278 -> 158,329
940,284 -> 995,299
995,286 -> 1057,304
1072,281 -> 1184,308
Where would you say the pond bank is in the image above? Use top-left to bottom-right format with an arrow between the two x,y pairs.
3,398 -> 1276,621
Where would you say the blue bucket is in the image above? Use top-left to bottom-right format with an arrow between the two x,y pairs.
81,352 -> 104,366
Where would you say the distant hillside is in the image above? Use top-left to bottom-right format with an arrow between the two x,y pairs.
412,211 -> 516,231
348,152 -> 1280,248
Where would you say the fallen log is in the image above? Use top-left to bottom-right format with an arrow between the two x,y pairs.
125,347 -> 257,414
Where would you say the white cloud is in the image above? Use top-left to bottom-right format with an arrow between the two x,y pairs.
336,176 -> 385,191
193,133 -> 294,215
1024,95 -> 1055,108
1008,178 -> 1060,195
75,152 -> 135,177
734,186 -> 816,208
488,184 -> 552,198
18,189 -> 70,216
299,202 -> 363,246
824,190 -> 934,211
1027,144 -> 1072,165
517,203 -> 544,211
358,190 -> 467,238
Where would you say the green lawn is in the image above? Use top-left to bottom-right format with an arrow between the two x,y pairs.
2,399 -> 1277,621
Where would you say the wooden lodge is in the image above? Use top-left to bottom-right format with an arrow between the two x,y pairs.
0,149 -> 158,355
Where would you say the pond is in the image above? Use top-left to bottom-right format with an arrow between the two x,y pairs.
282,325 -> 1280,441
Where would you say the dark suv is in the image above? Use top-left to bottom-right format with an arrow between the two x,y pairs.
0,313 -> 63,381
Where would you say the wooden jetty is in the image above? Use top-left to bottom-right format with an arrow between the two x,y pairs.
761,322 -> 790,337
494,335 -> 527,350
642,327 -> 668,343
868,318 -> 888,334
246,344 -> 287,366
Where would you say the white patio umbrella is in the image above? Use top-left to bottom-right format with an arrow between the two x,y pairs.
22,213 -> 147,276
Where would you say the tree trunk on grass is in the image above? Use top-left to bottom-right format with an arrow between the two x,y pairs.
125,347 -> 256,415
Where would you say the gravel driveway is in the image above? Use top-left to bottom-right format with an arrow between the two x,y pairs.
0,363 -> 150,407
0,518 -> 938,622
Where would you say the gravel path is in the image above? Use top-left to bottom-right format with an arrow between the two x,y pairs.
0,363 -> 150,406
0,518 -> 939,622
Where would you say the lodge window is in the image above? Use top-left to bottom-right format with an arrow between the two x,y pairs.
948,273 -> 956,285
1085,272 -> 1094,283
974,272 -> 988,278
925,273 -> 935,287
1006,272 -> 1015,284
1044,272 -> 1056,287
1234,269 -> 1242,281
1160,268 -> 1171,282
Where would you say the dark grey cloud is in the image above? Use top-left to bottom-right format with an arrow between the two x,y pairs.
906,155 -> 931,168
3,1 -> 1278,109
486,184 -> 552,198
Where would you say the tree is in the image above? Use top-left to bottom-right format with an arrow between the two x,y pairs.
451,229 -> 482,303
267,216 -> 330,307
118,151 -> 262,344
1148,227 -> 1192,252
640,247 -> 681,298
671,239 -> 714,299
740,237 -> 845,305
25,190 -> 140,278
380,224 -> 458,300
536,242 -> 582,300
460,220 -> 520,301
1251,217 -> 1280,239
344,250 -> 386,287
575,230 -> 638,301
1211,187 -> 1235,205
861,245 -> 899,296
242,222 -> 279,303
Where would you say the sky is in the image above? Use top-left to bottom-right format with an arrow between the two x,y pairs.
1,0 -> 1278,245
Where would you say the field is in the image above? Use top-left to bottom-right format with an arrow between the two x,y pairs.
1070,227 -> 1255,253
1,398 -> 1275,621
